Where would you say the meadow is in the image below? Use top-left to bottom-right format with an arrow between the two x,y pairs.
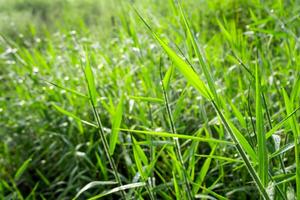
0,0 -> 299,199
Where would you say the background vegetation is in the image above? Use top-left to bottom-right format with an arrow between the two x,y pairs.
0,0 -> 299,199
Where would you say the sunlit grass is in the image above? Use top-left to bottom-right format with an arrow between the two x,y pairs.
0,0 -> 299,199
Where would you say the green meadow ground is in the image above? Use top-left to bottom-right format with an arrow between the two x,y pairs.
0,0 -> 300,199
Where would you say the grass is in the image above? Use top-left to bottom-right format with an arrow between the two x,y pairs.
0,0 -> 299,199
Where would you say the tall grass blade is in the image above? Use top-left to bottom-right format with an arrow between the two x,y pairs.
109,96 -> 124,155
159,61 -> 193,200
255,65 -> 268,186
176,0 -> 219,105
282,89 -> 300,199
82,58 -> 126,199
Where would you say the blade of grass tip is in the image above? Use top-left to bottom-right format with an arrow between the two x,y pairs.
42,79 -> 88,99
109,95 -> 124,155
255,65 -> 268,186
176,0 -> 219,105
282,89 -> 300,199
162,63 -> 174,91
52,102 -> 98,127
84,58 -> 96,105
266,106 -> 300,139
14,157 -> 32,181
159,58 -> 194,200
51,103 -> 84,134
73,181 -> 117,200
82,58 -> 126,199
134,8 -> 213,101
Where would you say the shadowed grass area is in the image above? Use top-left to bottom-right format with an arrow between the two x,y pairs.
0,0 -> 299,199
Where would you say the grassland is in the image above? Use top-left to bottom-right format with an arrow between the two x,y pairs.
0,0 -> 299,199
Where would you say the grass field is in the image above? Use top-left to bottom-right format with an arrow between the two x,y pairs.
0,0 -> 300,199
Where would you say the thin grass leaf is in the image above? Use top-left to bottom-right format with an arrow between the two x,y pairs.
135,9 -> 212,100
82,59 -> 126,199
212,102 -> 270,200
195,154 -> 243,163
88,182 -> 146,200
132,137 -> 148,166
177,0 -> 219,104
109,95 -> 124,155
84,60 -> 97,104
270,143 -> 294,159
51,103 -> 84,133
172,171 -> 181,200
163,64 -> 174,91
266,106 -> 300,138
120,129 -> 233,145
129,95 -> 164,103
255,65 -> 268,186
73,181 -> 117,200
43,79 -> 88,99
14,158 -> 32,181
159,60 -> 193,200
193,145 -> 216,194
282,89 -> 300,198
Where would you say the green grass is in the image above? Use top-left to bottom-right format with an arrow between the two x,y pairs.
0,0 -> 300,199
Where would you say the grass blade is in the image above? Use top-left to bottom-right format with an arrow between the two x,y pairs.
135,9 -> 212,100
120,129 -> 233,145
14,158 -> 32,181
73,181 -> 117,200
266,106 -> 300,139
176,0 -> 219,105
109,96 -> 124,155
282,89 -> 300,199
88,182 -> 146,200
255,65 -> 268,186
82,58 -> 126,199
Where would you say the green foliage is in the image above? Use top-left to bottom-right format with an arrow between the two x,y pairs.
0,0 -> 299,199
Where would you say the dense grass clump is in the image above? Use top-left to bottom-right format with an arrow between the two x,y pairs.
0,0 -> 299,199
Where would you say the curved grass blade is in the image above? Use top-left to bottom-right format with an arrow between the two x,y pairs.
266,106 -> 300,138
176,0 -> 219,105
120,129 -> 233,145
162,63 -> 174,91
51,103 -> 84,134
88,182 -> 146,200
73,181 -> 117,200
14,158 -> 32,181
134,9 -> 212,101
